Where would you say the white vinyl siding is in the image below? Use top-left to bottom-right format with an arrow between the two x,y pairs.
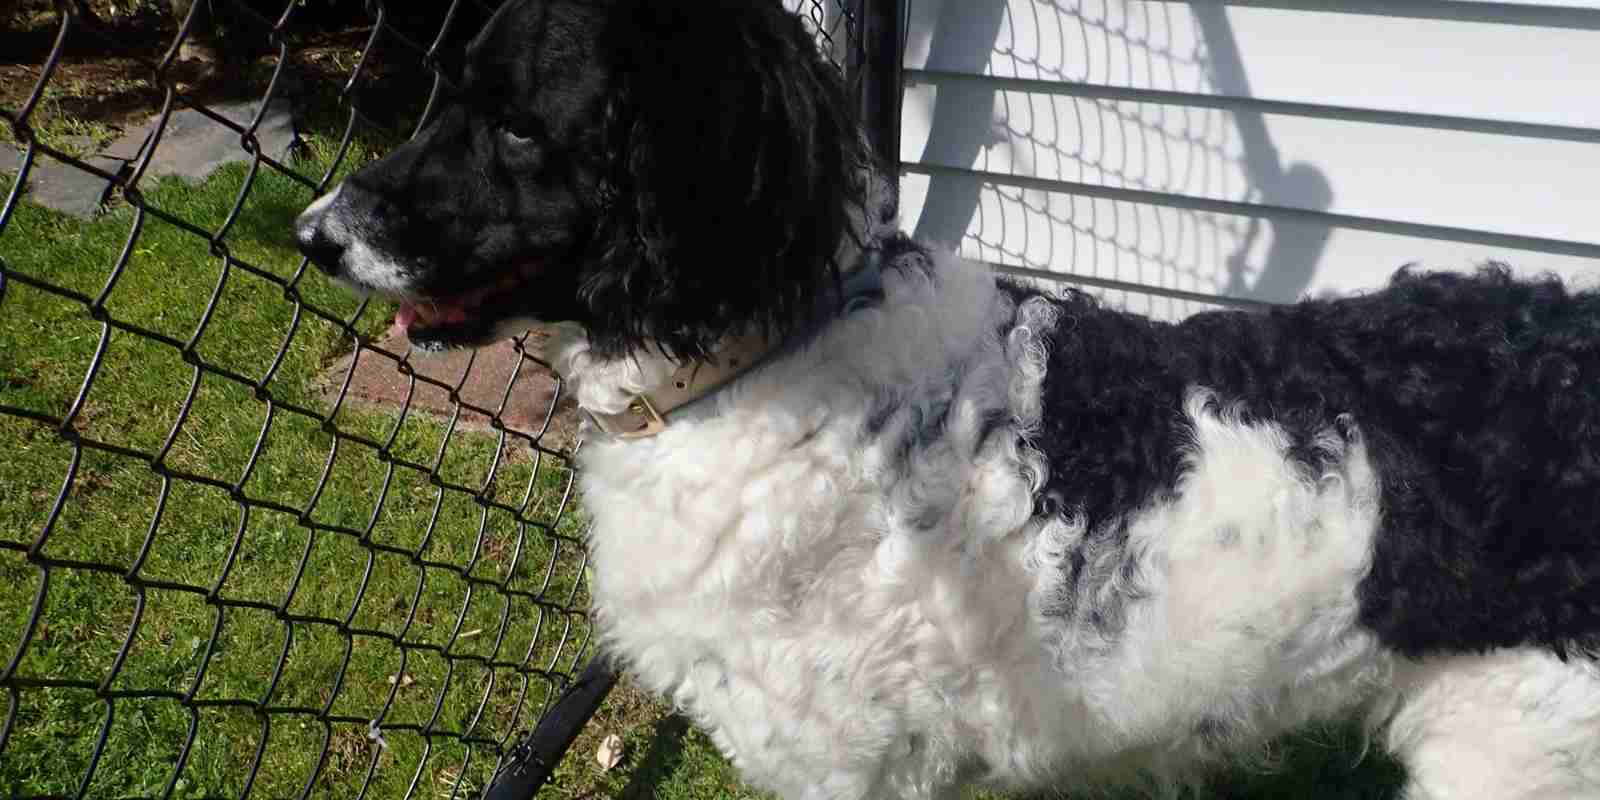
897,0 -> 1600,319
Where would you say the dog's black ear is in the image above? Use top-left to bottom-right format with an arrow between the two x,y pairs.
580,0 -> 872,360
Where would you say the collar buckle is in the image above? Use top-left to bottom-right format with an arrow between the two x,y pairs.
585,394 -> 668,439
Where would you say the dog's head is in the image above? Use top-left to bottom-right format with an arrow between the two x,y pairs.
295,0 -> 883,360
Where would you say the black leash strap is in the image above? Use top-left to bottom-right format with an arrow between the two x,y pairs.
482,657 -> 622,800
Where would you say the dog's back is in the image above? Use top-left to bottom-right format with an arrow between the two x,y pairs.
1011,265 -> 1600,660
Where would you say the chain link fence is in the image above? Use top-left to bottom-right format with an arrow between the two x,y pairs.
0,1 -> 881,797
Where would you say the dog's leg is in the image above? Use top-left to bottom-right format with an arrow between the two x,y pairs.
1385,649 -> 1600,799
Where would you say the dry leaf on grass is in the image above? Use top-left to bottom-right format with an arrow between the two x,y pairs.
596,733 -> 624,770
387,673 -> 416,688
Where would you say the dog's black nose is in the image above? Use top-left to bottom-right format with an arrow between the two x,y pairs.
295,208 -> 344,276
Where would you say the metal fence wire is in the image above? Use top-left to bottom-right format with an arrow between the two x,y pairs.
0,1 -> 877,798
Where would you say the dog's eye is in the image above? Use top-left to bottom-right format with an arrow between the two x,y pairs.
499,121 -> 542,146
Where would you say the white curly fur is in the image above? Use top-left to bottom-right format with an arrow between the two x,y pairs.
545,253 -> 1600,800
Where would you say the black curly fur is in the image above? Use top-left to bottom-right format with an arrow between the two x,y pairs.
1003,266 -> 1600,658
579,0 -> 873,361
297,0 -> 873,359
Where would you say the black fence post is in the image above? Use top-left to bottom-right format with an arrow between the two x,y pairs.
482,657 -> 621,800
856,0 -> 904,167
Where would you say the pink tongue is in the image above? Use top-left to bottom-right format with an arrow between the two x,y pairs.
392,301 -> 471,332
395,303 -> 418,329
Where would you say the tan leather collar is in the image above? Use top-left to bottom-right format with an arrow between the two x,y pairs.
582,248 -> 887,439
582,329 -> 776,439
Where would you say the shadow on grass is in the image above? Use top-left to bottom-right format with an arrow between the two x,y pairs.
619,714 -> 694,800
1203,723 -> 1406,800
229,178 -> 311,253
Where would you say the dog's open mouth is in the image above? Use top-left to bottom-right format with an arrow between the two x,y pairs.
393,263 -> 538,351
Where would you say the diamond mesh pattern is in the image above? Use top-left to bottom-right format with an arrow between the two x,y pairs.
0,1 -> 865,798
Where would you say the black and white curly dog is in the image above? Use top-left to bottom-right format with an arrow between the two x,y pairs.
296,1 -> 1600,797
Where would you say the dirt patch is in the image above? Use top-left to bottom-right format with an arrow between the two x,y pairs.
1,1 -> 474,156
2,7 -> 170,152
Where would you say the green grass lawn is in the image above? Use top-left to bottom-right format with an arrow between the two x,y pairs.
0,139 -> 596,798
0,131 -> 1404,800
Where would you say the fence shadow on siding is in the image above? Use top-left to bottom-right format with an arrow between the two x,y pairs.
903,0 -> 1334,318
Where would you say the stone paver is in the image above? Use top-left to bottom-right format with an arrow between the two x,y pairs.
102,96 -> 301,180
4,147 -> 127,218
321,323 -> 580,448
5,97 -> 300,218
